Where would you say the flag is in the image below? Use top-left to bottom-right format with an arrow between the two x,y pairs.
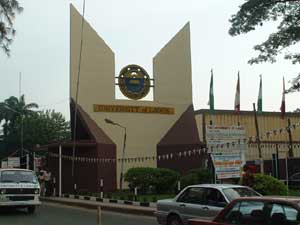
257,75 -> 263,113
280,77 -> 286,119
208,69 -> 214,112
234,72 -> 240,112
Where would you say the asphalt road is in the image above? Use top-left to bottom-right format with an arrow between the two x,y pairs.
0,203 -> 158,225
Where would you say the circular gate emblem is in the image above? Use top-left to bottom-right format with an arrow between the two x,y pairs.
118,64 -> 150,100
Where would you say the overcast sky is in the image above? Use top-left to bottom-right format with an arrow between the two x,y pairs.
0,0 -> 299,120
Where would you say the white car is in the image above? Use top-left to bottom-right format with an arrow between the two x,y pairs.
0,168 -> 41,213
155,184 -> 261,225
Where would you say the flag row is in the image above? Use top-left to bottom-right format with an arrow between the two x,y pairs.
48,148 -> 207,164
208,71 -> 287,117
48,141 -> 300,165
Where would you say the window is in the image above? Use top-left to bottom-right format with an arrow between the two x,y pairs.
221,201 -> 300,225
223,187 -> 259,202
177,187 -> 205,204
205,188 -> 227,207
270,204 -> 300,224
0,170 -> 38,184
222,201 -> 265,225
290,173 -> 300,180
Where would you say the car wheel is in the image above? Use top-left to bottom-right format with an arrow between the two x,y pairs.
167,215 -> 183,225
27,206 -> 36,214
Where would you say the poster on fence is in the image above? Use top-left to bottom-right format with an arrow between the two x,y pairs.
206,125 -> 247,154
211,154 -> 243,179
1,161 -> 8,168
206,125 -> 247,179
7,157 -> 20,168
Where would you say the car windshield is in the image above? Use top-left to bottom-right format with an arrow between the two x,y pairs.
223,187 -> 260,202
0,170 -> 38,184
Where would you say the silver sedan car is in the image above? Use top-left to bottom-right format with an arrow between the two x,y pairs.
155,184 -> 260,225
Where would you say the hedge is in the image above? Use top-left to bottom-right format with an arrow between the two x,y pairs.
252,173 -> 288,196
180,168 -> 212,188
124,167 -> 180,194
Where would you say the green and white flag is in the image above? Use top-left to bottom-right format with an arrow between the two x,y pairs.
257,75 -> 262,113
208,70 -> 214,112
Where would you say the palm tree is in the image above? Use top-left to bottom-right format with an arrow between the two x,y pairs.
0,95 -> 38,143
1,95 -> 38,115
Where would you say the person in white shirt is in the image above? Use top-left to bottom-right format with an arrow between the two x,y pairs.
38,168 -> 46,196
44,169 -> 52,196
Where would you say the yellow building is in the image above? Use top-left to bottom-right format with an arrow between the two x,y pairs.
195,109 -> 300,160
46,5 -> 203,192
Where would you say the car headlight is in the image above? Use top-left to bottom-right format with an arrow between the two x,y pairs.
35,189 -> 40,194
0,189 -> 6,194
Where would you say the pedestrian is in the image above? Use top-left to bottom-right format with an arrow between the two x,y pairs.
38,168 -> 46,196
44,168 -> 52,196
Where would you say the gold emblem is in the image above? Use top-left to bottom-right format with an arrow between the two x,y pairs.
118,64 -> 150,100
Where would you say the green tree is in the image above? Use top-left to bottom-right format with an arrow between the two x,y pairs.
0,96 -> 70,157
0,95 -> 38,140
229,0 -> 300,92
179,168 -> 212,189
251,173 -> 288,195
20,110 -> 71,148
0,0 -> 23,55
287,74 -> 300,93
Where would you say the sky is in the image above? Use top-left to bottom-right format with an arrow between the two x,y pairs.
0,0 -> 299,120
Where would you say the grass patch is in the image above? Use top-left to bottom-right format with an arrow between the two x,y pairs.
105,191 -> 175,202
287,189 -> 300,197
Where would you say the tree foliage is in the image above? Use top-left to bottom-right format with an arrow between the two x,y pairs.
124,167 -> 180,194
229,0 -> 300,93
0,95 -> 70,158
179,168 -> 212,189
0,95 -> 38,138
0,0 -> 23,55
229,0 -> 300,65
252,173 -> 288,195
287,73 -> 300,93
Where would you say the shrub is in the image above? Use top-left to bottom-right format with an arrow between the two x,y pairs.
124,167 -> 157,193
154,168 -> 180,194
180,168 -> 212,189
127,194 -> 134,201
124,167 -> 180,194
252,173 -> 288,196
106,193 -> 112,199
152,196 -> 157,202
142,196 -> 148,203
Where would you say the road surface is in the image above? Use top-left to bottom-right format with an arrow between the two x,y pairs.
0,202 -> 158,225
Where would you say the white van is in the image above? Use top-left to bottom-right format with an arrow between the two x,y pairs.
0,168 -> 41,213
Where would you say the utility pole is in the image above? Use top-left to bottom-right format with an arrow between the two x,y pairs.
19,72 -> 22,98
287,118 -> 294,157
253,103 -> 263,173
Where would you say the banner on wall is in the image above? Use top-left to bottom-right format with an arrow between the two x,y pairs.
211,154 -> 243,179
1,161 -> 8,168
206,125 -> 246,179
206,125 -> 247,153
7,157 -> 20,168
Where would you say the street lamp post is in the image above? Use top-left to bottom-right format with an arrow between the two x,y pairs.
105,118 -> 127,190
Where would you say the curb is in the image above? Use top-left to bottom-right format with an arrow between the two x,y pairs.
61,194 -> 157,208
41,197 -> 156,217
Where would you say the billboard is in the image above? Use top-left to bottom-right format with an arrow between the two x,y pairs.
206,125 -> 247,154
211,154 -> 243,179
7,157 -> 20,168
206,125 -> 247,179
1,161 -> 8,169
